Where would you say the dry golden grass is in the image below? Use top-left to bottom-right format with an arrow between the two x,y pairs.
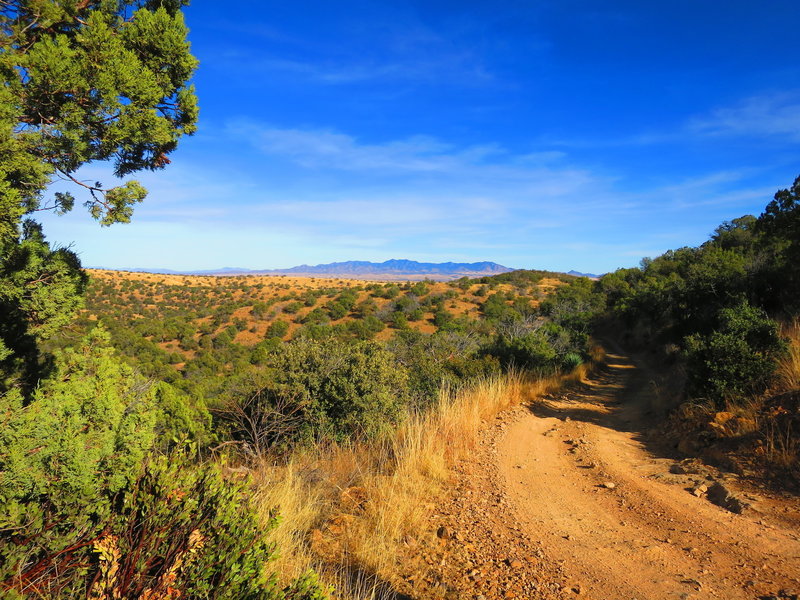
245,363 -> 591,599
777,318 -> 800,391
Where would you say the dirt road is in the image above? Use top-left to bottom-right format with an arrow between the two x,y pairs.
419,348 -> 800,600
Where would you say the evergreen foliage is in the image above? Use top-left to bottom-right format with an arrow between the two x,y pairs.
0,3 -> 330,597
0,0 -> 198,393
597,173 -> 800,407
684,302 -> 786,406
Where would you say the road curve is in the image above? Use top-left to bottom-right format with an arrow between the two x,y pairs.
498,349 -> 800,600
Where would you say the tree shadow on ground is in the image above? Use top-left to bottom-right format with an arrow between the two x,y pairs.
524,341 -> 685,463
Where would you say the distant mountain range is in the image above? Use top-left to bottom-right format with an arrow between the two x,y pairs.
93,259 -> 514,281
90,260 -> 602,281
263,259 -> 513,276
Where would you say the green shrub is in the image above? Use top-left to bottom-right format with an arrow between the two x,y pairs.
347,315 -> 385,340
283,301 -> 303,315
2,446 -> 328,599
684,302 -> 786,406
387,330 -> 499,409
562,352 -> 584,371
501,330 -> 558,370
266,319 -> 290,339
0,327 -> 325,598
273,338 -> 409,440
392,311 -> 409,330
301,307 -> 330,325
433,308 -> 454,329
325,300 -> 348,320
488,321 -> 581,374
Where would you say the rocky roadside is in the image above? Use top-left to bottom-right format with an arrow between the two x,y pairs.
393,404 -> 572,600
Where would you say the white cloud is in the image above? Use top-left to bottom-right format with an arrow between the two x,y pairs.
689,92 -> 800,141
229,121 -> 508,173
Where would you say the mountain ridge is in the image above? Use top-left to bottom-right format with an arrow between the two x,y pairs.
89,259 -> 515,278
87,260 -> 602,281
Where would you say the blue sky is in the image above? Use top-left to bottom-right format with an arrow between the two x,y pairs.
37,1 -> 800,273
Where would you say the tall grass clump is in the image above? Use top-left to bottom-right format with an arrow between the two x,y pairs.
777,319 -> 800,391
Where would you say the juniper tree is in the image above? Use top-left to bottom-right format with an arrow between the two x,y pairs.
0,0 -> 198,391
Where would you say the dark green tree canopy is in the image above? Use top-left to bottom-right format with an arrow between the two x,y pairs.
0,0 -> 198,234
0,0 -> 198,393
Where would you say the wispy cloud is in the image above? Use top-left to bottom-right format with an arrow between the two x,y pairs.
547,91 -> 800,150
689,92 -> 800,141
227,121 -> 590,187
244,54 -> 492,86
230,123 -> 474,171
38,116 -> 793,275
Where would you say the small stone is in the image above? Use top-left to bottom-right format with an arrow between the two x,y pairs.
437,526 -> 451,539
691,484 -> 708,497
707,482 -> 749,514
601,481 -> 616,489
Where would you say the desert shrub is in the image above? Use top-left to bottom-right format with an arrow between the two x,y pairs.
272,338 -> 409,441
213,326 -> 236,349
303,292 -> 319,307
1,445 -> 328,599
488,321 -> 580,374
480,292 -> 515,321
409,281 -> 430,296
562,352 -> 584,371
292,323 -> 337,341
539,276 -> 605,334
151,382 -> 211,448
393,294 -> 418,313
347,315 -> 385,340
325,300 -> 348,320
335,289 -> 358,311
301,307 -> 330,325
684,302 -> 786,406
392,311 -> 410,330
433,308 -> 454,329
408,307 -> 424,321
353,297 -> 378,318
372,284 -> 399,299
283,301 -> 303,315
266,319 -> 290,339
387,330 -> 499,409
0,331 -> 207,597
496,329 -> 558,370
